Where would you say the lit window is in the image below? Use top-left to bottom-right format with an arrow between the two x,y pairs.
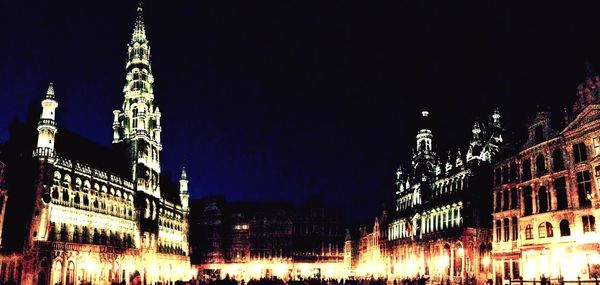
538,222 -> 553,238
594,137 -> 600,156
583,215 -> 596,233
525,224 -> 533,240
577,170 -> 592,208
511,217 -> 518,240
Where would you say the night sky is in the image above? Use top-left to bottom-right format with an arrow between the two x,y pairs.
2,0 -> 600,224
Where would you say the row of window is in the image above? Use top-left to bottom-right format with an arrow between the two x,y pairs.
50,187 -> 135,219
495,141 -> 594,186
53,171 -> 134,201
529,217 -> 593,240
495,172 -> 592,215
495,217 -> 519,242
496,216 -> 596,242
48,222 -> 136,248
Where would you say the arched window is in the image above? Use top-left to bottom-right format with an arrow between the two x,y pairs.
559,220 -> 570,236
536,154 -> 546,176
75,178 -> 82,191
53,172 -> 61,186
538,222 -> 553,238
73,226 -> 80,243
51,261 -> 62,285
92,229 -> 99,244
523,186 -> 533,215
62,187 -> 70,202
538,186 -> 549,213
503,189 -> 509,211
552,149 -> 565,171
525,224 -> 533,240
100,230 -> 107,245
59,223 -> 67,242
82,226 -> 89,244
522,159 -> 532,181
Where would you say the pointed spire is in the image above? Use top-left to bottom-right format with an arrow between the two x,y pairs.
181,166 -> 187,180
45,82 -> 55,100
132,0 -> 147,43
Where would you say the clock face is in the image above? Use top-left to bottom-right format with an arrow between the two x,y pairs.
42,193 -> 51,204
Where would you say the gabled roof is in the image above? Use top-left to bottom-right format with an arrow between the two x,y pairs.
562,104 -> 600,136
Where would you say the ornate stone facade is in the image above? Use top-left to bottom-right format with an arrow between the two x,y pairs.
492,75 -> 600,284
0,3 -> 191,285
349,110 -> 502,283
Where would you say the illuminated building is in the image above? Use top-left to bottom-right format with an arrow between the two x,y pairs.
0,3 -> 191,284
191,196 -> 345,280
492,74 -> 600,283
384,110 -> 502,283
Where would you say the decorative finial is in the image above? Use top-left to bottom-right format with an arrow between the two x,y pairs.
46,82 -> 55,99
421,111 -> 429,117
181,166 -> 187,180
181,167 -> 187,180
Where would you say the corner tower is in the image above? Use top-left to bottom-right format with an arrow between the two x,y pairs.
112,2 -> 163,198
34,83 -> 58,160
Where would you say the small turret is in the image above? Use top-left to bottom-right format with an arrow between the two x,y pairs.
34,83 -> 59,159
179,167 -> 189,211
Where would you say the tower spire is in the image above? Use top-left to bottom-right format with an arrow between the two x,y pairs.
113,3 -> 162,198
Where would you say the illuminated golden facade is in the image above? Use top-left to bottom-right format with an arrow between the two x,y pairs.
492,75 -> 600,284
0,3 -> 191,284
378,110 -> 501,283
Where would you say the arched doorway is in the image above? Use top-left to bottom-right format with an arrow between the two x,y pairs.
454,243 -> 464,278
66,261 -> 75,285
51,261 -> 63,285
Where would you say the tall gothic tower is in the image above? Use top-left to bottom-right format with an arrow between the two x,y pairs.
112,2 -> 163,198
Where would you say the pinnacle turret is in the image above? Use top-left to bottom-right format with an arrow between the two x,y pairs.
181,167 -> 188,181
45,82 -> 55,100
34,83 -> 59,159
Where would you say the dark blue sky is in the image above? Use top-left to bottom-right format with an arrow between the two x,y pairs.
1,0 -> 600,224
